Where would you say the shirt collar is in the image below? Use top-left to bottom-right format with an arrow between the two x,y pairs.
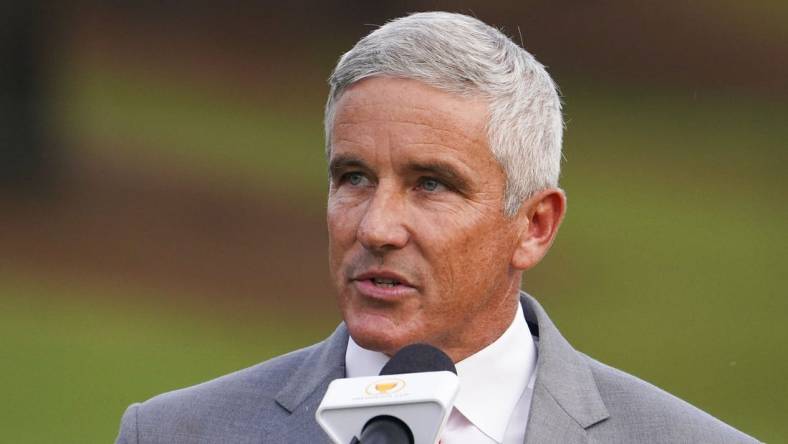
345,303 -> 536,443
345,335 -> 389,378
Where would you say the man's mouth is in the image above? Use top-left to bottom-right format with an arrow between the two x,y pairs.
370,277 -> 401,288
351,271 -> 416,298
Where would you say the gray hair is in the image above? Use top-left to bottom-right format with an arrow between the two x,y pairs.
325,11 -> 563,216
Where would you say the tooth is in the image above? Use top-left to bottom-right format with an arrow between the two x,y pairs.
372,277 -> 399,287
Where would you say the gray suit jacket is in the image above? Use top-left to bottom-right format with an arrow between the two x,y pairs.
116,293 -> 757,443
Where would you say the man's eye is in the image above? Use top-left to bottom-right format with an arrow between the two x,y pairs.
345,172 -> 365,186
419,178 -> 445,192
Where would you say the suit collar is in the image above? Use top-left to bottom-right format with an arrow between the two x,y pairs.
274,323 -> 349,413
274,293 -> 610,437
521,292 -> 609,435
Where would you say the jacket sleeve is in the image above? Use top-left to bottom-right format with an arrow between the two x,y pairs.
115,403 -> 140,444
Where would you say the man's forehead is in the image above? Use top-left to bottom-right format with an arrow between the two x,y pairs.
332,77 -> 489,145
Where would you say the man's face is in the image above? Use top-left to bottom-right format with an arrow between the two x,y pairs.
327,77 -> 524,360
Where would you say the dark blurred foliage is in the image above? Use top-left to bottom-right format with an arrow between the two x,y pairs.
74,1 -> 788,95
0,1 -> 52,193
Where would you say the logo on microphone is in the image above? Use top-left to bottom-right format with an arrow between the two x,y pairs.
365,378 -> 406,395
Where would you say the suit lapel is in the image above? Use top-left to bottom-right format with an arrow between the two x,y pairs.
524,383 -> 589,443
521,293 -> 609,443
274,323 -> 349,413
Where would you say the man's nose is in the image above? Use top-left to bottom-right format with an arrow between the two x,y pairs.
356,187 -> 409,252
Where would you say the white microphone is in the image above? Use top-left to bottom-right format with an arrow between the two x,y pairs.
316,343 -> 460,444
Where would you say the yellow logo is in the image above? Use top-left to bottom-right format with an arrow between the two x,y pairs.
365,378 -> 406,395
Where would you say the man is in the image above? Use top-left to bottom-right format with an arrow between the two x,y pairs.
116,12 -> 757,443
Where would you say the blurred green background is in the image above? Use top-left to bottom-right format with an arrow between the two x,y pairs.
1,2 -> 786,442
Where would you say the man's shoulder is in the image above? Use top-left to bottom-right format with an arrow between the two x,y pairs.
118,342 -> 323,444
581,354 -> 758,443
146,341 -> 319,407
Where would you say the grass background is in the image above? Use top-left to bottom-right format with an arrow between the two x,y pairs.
0,274 -> 335,443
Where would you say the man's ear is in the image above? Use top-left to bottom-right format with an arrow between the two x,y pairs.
511,188 -> 567,271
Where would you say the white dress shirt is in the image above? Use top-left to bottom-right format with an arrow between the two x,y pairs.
345,303 -> 537,443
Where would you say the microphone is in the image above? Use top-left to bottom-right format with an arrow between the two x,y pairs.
379,343 -> 457,376
316,343 -> 459,444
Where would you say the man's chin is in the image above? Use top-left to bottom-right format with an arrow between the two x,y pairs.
346,323 -> 412,357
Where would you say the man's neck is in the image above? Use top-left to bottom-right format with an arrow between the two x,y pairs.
441,288 -> 521,362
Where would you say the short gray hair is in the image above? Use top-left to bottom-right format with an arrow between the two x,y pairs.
325,11 -> 563,216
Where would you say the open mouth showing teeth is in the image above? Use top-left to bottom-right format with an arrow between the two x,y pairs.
372,278 -> 400,287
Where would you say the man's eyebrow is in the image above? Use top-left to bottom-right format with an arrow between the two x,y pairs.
328,155 -> 367,177
406,161 -> 471,190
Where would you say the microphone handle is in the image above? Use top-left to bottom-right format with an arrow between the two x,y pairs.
351,415 -> 414,444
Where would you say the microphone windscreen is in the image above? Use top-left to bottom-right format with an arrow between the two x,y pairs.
380,343 -> 457,375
